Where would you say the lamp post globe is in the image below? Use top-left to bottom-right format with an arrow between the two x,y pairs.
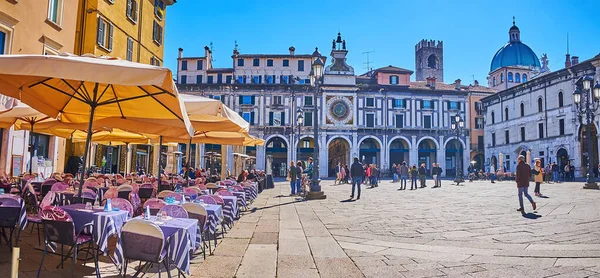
574,75 -> 600,189
306,47 -> 326,200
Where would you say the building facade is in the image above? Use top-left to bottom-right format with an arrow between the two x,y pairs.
177,34 -> 494,178
482,54 -> 600,176
0,0 -> 79,176
68,0 -> 175,176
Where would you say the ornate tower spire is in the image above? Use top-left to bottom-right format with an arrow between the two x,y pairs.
509,16 -> 521,42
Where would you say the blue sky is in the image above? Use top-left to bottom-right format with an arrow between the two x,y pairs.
164,0 -> 600,85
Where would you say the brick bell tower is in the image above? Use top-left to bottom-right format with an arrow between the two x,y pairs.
415,39 -> 444,82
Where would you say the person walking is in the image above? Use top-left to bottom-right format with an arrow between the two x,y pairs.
551,162 -> 559,183
303,157 -> 313,179
335,162 -> 342,185
516,155 -> 536,212
392,163 -> 398,183
343,164 -> 350,183
399,162 -> 409,190
296,160 -> 304,193
533,159 -> 544,196
410,164 -> 418,190
569,162 -> 575,181
431,163 -> 438,188
563,163 -> 570,182
340,164 -> 346,184
434,163 -> 443,188
489,163 -> 496,183
418,163 -> 427,188
350,157 -> 363,200
289,161 -> 298,195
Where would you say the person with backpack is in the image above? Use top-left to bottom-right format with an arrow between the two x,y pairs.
515,155 -> 536,213
418,163 -> 427,188
410,164 -> 418,190
398,161 -> 409,190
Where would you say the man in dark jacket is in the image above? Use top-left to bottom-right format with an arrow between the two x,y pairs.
433,163 -> 443,188
350,157 -> 364,200
418,163 -> 427,188
516,155 -> 536,212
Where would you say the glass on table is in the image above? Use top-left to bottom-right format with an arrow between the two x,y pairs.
85,202 -> 92,210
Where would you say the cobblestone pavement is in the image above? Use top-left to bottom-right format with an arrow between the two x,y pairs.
2,179 -> 600,277
196,178 -> 600,278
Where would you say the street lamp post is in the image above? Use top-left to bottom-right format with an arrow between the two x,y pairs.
573,75 -> 600,189
451,113 -> 465,185
307,47 -> 326,199
296,108 -> 303,163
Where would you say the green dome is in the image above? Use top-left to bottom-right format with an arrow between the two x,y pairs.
490,41 -> 540,72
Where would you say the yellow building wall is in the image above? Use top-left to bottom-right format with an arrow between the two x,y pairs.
75,0 -> 166,63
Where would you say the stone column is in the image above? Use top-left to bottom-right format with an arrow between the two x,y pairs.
256,145 -> 265,171
125,144 -> 132,175
319,134 -> 327,179
152,144 -> 160,176
382,134 -> 388,171
410,136 -> 418,167
437,135 -> 445,177
463,136 -> 471,178
198,143 -> 205,168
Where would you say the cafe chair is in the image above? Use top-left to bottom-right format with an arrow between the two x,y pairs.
138,183 -> 155,201
157,190 -> 174,200
117,184 -> 133,199
197,195 -> 217,205
158,204 -> 188,218
165,192 -> 183,202
143,198 -> 166,215
121,219 -> 171,278
182,203 -> 210,258
37,206 -> 99,278
105,198 -> 134,218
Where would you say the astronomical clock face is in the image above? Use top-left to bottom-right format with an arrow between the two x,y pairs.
326,96 -> 353,125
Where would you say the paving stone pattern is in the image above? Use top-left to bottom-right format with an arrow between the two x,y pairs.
2,179 -> 600,277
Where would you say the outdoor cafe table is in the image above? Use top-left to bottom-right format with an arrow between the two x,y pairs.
221,195 -> 238,220
232,191 -> 247,209
60,204 -> 129,258
0,194 -> 27,230
196,203 -> 222,235
115,216 -> 198,275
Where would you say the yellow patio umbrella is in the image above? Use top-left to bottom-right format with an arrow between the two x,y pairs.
0,53 -> 194,197
181,94 -> 250,133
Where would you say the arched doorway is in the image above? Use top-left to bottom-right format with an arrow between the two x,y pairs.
445,139 -> 463,177
418,139 -> 437,173
557,148 -> 569,173
359,138 -> 380,166
580,123 -> 598,176
297,137 -> 314,165
389,138 -> 410,166
328,138 -> 350,177
265,137 -> 288,177
473,153 -> 484,171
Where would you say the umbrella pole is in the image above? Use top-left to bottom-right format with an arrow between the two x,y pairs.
78,105 -> 96,199
29,123 -> 34,175
158,136 -> 163,179
125,143 -> 129,177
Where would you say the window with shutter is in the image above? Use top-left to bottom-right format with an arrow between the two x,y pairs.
269,112 -> 274,126
96,17 -> 105,46
281,112 -> 285,126
250,112 -> 255,125
251,96 -> 256,105
126,37 -> 133,61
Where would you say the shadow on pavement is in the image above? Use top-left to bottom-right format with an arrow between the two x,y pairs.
522,212 -> 542,219
340,199 -> 355,203
538,196 -> 550,199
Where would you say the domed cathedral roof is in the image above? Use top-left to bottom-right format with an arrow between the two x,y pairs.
490,17 -> 540,72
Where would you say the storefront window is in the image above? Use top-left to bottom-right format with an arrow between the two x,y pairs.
31,133 -> 50,159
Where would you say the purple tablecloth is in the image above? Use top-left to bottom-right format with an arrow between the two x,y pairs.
221,196 -> 238,221
198,203 -> 222,235
61,204 -> 129,256
0,194 -> 27,230
232,191 -> 247,209
115,216 -> 198,275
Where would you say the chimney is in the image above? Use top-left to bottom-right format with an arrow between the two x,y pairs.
178,48 -> 183,59
454,79 -> 461,90
572,56 -> 579,65
204,46 -> 212,69
474,80 -> 479,86
289,46 -> 295,55
426,77 -> 436,88
565,53 -> 572,68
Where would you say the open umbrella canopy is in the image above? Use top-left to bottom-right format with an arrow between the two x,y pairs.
0,101 -> 52,129
157,131 -> 264,146
0,54 -> 194,197
70,128 -> 151,144
181,94 -> 249,133
0,54 -> 194,137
